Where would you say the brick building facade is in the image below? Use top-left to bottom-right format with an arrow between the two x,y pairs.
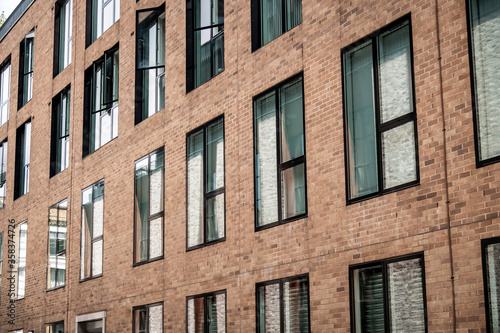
0,0 -> 498,331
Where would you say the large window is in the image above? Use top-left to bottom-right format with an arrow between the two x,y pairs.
467,0 -> 500,165
0,140 -> 7,209
251,0 -> 301,51
18,30 -> 34,109
11,221 -> 27,299
133,302 -> 163,333
187,116 -> 225,250
256,274 -> 310,333
83,46 -> 118,156
45,321 -> 64,333
482,237 -> 500,332
254,74 -> 306,230
54,0 -> 72,76
76,311 -> 106,333
186,0 -> 224,91
342,17 -> 418,203
80,180 -> 104,280
48,199 -> 67,290
51,88 -> 70,176
187,290 -> 226,333
134,148 -> 164,264
0,59 -> 10,126
14,120 -> 31,199
135,5 -> 165,124
86,0 -> 120,46
350,253 -> 427,332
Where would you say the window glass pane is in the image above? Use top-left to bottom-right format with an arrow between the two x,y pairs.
134,308 -> 147,333
281,163 -> 306,220
187,130 -> 204,247
195,0 -> 212,28
56,254 -> 66,287
283,278 -> 309,333
112,104 -> 118,139
81,188 -> 93,279
150,151 -> 164,216
213,30 -> 224,76
195,29 -> 213,87
378,23 -> 412,123
138,11 -> 164,68
92,239 -> 103,276
470,0 -> 500,161
381,121 -> 417,189
255,92 -> 278,226
135,157 -> 149,261
486,242 -> 500,330
187,297 -> 205,333
55,323 -> 64,333
353,265 -> 384,333
206,294 -> 225,333
285,0 -> 301,31
102,0 -> 114,33
17,267 -> 25,298
206,119 -> 224,192
259,283 -> 280,333
280,78 -> 304,163
149,217 -> 162,259
149,304 -> 163,333
206,193 -> 224,242
260,0 -> 282,46
344,44 -> 378,198
93,193 -> 104,238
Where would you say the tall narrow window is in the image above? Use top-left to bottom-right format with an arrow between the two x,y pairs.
256,274 -> 310,333
54,0 -> 72,76
251,0 -> 302,51
51,88 -> 70,176
187,290 -> 226,333
135,5 -> 165,124
0,60 -> 10,126
86,0 -> 120,46
80,180 -> 104,280
133,303 -> 163,333
482,237 -> 500,332
11,221 -> 27,299
134,148 -> 164,264
467,0 -> 500,165
14,120 -> 31,199
83,46 -> 118,156
0,140 -> 8,209
48,199 -> 67,290
342,17 -> 418,203
350,253 -> 427,332
186,0 -> 224,91
0,233 -> 3,303
187,116 -> 225,250
18,30 -> 34,109
46,321 -> 64,333
254,74 -> 307,230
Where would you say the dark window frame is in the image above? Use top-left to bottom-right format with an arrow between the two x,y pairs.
133,147 -> 165,266
50,86 -> 71,177
133,302 -> 164,333
341,14 -> 420,205
481,236 -> 500,333
255,273 -> 310,333
253,73 -> 308,231
45,320 -> 64,333
0,139 -> 8,209
0,232 -> 3,303
47,199 -> 68,291
85,0 -> 120,48
53,0 -> 72,77
185,289 -> 227,333
0,56 -> 11,126
186,115 -> 226,251
18,29 -> 34,110
14,119 -> 31,200
348,252 -> 428,333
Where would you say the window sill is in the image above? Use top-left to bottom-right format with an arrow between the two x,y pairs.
79,274 -> 103,283
46,285 -> 65,292
186,237 -> 226,252
255,212 -> 307,232
133,256 -> 164,267
346,180 -> 420,206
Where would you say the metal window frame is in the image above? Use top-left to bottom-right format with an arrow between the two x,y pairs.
45,321 -> 64,333
185,289 -> 227,333
132,302 -> 164,333
341,14 -> 420,205
481,236 -> 500,333
18,29 -> 34,109
47,199 -> 68,291
0,58 -> 10,125
50,86 -> 71,177
14,119 -> 31,200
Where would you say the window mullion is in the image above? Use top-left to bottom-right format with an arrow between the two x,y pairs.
276,89 -> 282,224
381,260 -> 390,332
372,36 -> 384,196
203,126 -> 208,245
279,280 -> 285,333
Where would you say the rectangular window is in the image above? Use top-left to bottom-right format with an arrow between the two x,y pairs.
251,0 -> 302,51
0,233 -> 3,303
48,199 -> 67,290
11,221 -> 27,299
187,116 -> 225,250
186,0 -> 224,91
86,0 -> 120,46
80,180 -> 104,280
342,16 -> 418,203
76,311 -> 106,333
14,120 -> 31,199
134,148 -> 164,264
9,330 -> 23,333
0,60 -> 10,126
256,274 -> 310,333
18,30 -> 34,109
187,290 -> 226,333
133,302 -> 163,333
0,140 -> 8,209
467,0 -> 500,165
135,5 -> 165,124
482,237 -> 500,332
350,253 -> 427,332
254,74 -> 307,230
54,0 -> 72,76
45,321 -> 64,333
83,46 -> 118,156
51,88 -> 70,176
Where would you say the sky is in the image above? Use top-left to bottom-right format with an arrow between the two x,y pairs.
0,0 -> 22,20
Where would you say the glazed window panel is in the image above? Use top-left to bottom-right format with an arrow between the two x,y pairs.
187,290 -> 226,333
45,321 -> 64,333
18,30 -> 34,109
0,140 -> 7,209
15,121 -> 31,199
88,0 -> 120,45
55,0 -> 72,76
133,303 -> 163,333
11,221 -> 28,299
51,88 -> 70,176
482,238 -> 500,332
48,199 -> 67,289
0,61 -> 10,126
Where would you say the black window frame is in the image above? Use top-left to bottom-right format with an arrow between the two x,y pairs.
50,86 -> 71,177
85,0 -> 120,48
341,14 -> 419,205
186,0 -> 225,92
0,232 -> 3,303
0,139 -> 8,209
47,199 -> 68,291
253,73 -> 307,231
0,56 -> 11,127
45,320 -> 64,333
53,0 -> 72,77
132,302 -> 164,333
481,236 -> 500,333
250,0 -> 302,52
18,29 -> 34,110
186,115 -> 226,251
349,252 -> 428,333
133,147 -> 165,265
185,289 -> 227,333
255,273 -> 310,333
14,119 -> 31,200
